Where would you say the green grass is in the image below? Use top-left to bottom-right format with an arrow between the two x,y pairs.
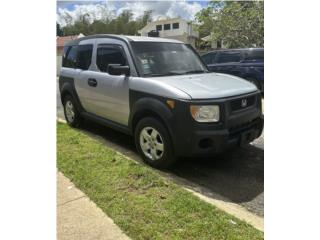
57,122 -> 263,240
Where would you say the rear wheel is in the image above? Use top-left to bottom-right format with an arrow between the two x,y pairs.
135,117 -> 176,169
63,95 -> 82,127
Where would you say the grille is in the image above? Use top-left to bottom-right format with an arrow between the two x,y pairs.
228,118 -> 260,138
230,95 -> 256,112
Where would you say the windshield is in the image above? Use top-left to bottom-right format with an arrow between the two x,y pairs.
131,42 -> 207,77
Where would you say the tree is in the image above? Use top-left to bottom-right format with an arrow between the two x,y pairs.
59,10 -> 153,36
56,23 -> 63,36
195,1 -> 264,48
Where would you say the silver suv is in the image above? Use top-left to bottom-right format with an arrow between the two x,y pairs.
59,34 -> 263,168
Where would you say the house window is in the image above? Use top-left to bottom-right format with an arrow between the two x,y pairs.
172,22 -> 179,29
156,25 -> 162,31
164,24 -> 171,30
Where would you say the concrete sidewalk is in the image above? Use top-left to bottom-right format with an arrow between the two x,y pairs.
57,172 -> 130,240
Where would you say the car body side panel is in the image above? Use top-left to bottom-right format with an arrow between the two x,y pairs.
74,38 -> 134,126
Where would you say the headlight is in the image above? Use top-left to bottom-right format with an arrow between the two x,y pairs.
190,105 -> 220,122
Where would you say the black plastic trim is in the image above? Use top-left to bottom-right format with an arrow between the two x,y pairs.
81,112 -> 131,135
59,76 -> 84,112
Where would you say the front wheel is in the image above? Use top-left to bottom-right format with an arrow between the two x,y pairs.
135,117 -> 176,169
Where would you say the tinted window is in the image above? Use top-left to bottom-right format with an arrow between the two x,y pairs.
63,45 -> 78,68
172,23 -> 179,29
202,52 -> 217,64
77,45 -> 93,70
96,45 -> 127,73
217,52 -> 241,63
244,49 -> 264,61
156,25 -> 162,31
164,24 -> 171,30
131,42 -> 206,76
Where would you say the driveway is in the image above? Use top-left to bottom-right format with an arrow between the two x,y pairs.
57,81 -> 264,217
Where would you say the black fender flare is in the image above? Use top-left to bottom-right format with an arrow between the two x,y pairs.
129,97 -> 174,138
59,77 -> 84,112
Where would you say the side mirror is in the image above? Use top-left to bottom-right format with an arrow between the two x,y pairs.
107,64 -> 130,76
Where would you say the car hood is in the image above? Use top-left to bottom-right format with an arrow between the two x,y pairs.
151,72 -> 258,99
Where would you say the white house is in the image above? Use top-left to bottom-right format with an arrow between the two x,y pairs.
138,18 -> 199,47
201,33 -> 225,49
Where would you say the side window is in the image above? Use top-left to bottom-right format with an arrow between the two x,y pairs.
77,45 -> 93,70
202,53 -> 217,64
216,52 -> 241,63
244,50 -> 264,61
202,54 -> 212,65
96,45 -> 127,73
62,45 -> 78,68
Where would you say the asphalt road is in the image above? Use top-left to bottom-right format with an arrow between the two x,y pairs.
57,82 -> 264,217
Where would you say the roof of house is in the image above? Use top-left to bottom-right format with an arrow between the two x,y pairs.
201,35 -> 212,42
64,34 -> 183,46
56,34 -> 84,47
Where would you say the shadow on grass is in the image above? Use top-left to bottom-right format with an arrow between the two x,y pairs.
79,119 -> 264,215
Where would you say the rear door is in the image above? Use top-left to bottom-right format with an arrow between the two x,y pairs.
75,38 -> 134,126
60,45 -> 80,87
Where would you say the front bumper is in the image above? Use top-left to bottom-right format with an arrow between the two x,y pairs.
169,91 -> 264,157
189,116 -> 263,156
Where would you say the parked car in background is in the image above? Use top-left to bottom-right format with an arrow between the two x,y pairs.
201,48 -> 264,92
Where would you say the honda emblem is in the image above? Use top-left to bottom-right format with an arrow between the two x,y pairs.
241,99 -> 247,108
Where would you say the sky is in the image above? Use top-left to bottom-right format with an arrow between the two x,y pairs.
56,0 -> 209,26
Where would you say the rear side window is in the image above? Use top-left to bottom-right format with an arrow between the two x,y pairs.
216,52 -> 241,63
62,45 -> 78,68
96,45 -> 127,73
77,45 -> 93,70
244,50 -> 264,61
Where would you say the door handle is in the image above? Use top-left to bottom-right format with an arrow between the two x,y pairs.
88,78 -> 97,87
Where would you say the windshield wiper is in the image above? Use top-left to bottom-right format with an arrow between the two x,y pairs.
143,70 -> 207,77
143,72 -> 184,77
183,70 -> 207,74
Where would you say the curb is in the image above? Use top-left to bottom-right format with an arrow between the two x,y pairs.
185,188 -> 264,231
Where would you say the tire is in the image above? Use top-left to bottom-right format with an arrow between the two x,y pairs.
135,117 -> 176,169
63,95 -> 82,127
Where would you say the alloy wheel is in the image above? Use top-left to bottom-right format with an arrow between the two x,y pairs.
139,127 -> 164,161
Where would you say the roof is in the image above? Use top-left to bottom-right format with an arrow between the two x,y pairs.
64,34 -> 184,46
124,35 -> 183,43
56,34 -> 84,47
201,35 -> 212,42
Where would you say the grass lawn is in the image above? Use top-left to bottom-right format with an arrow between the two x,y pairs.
57,122 -> 263,240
